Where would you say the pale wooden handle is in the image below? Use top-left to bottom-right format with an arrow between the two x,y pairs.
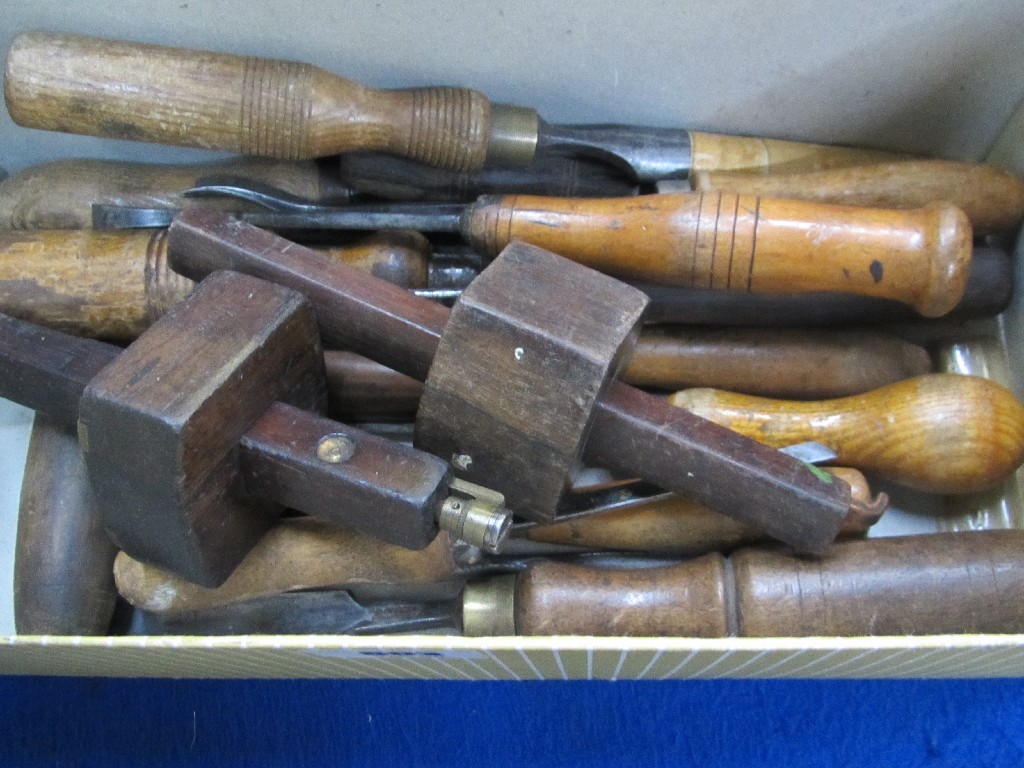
5,32 -> 491,170
464,193 -> 972,317
691,160 -> 1024,235
0,157 -> 328,230
525,467 -> 877,552
669,374 -> 1024,494
688,131 -> 910,174
0,229 -> 429,341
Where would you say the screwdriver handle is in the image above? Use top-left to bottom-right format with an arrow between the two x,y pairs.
691,160 -> 1024,234
669,374 -> 1024,495
463,192 -> 972,317
687,131 -> 910,175
5,32 -> 492,170
0,228 -> 429,341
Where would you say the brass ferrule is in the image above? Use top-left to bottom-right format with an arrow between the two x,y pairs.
462,575 -> 517,636
485,104 -> 539,166
436,479 -> 513,554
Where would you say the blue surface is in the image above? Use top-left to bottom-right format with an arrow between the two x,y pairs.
1,677 -> 1023,765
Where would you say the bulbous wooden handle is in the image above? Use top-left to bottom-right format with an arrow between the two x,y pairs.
669,374 -> 1024,494
5,32 -> 491,170
687,131 -> 910,175
463,193 -> 972,317
0,228 -> 429,341
0,157 -> 329,230
691,160 -> 1024,234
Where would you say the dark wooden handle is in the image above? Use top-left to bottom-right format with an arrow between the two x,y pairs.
463,193 -> 972,317
691,160 -> 1024,234
687,131 -> 910,174
0,157 -> 333,230
15,414 -> 119,635
0,228 -> 429,342
512,530 -> 1024,636
5,32 -> 491,170
670,374 -> 1024,494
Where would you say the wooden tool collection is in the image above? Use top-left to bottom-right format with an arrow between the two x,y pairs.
3,31 -> 1024,639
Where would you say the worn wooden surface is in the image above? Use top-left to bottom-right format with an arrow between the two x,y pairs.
692,160 -> 1024,234
0,157 -> 334,230
0,228 -> 429,342
623,329 -> 931,398
670,374 -> 1024,495
416,241 -> 649,522
78,271 -> 327,586
524,467 -> 876,552
506,530 -> 1024,637
686,131 -> 908,175
461,193 -> 972,316
5,32 -> 492,170
14,414 -> 118,635
166,211 -> 855,554
114,519 -> 461,614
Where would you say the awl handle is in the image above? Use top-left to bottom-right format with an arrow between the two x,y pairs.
691,159 -> 1024,234
463,192 -> 972,317
5,32 -> 493,170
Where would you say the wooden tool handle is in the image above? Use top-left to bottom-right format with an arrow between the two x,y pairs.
691,160 -> 1024,234
463,193 -> 972,317
0,157 -> 331,230
15,414 -> 119,635
525,467 -> 878,553
669,374 -> 1024,494
687,132 -> 910,175
624,329 -> 931,398
0,228 -> 429,342
114,518 -> 461,615
508,530 -> 1024,636
5,32 -> 491,170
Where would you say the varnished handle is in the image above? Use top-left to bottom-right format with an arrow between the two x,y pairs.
687,131 -> 910,175
525,467 -> 879,553
463,193 -> 972,317
0,228 -> 430,341
669,374 -> 1024,494
0,157 -> 334,230
691,160 -> 1024,234
5,32 -> 492,170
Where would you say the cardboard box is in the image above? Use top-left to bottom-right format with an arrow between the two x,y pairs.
1,0 -> 1023,679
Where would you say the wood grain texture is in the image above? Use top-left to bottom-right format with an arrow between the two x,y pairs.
669,374 -> 1024,494
114,519 -> 461,615
5,32 -> 492,170
687,131 -> 909,175
524,467 -> 876,552
508,530 -> 1024,637
14,414 -> 118,635
0,229 -> 429,342
623,329 -> 931,398
462,193 -> 972,317
0,157 -> 329,230
691,160 -> 1024,234
78,271 -> 328,586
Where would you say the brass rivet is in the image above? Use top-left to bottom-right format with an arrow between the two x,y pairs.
316,434 -> 355,464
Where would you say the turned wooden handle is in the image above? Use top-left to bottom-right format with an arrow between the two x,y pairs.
15,414 -> 119,635
0,157 -> 333,230
510,530 -> 1024,636
114,518 -> 460,615
691,160 -> 1024,235
669,374 -> 1024,494
624,329 -> 931,398
687,131 -> 910,175
0,228 -> 429,341
463,193 -> 972,317
5,32 -> 491,170
525,467 -> 878,553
